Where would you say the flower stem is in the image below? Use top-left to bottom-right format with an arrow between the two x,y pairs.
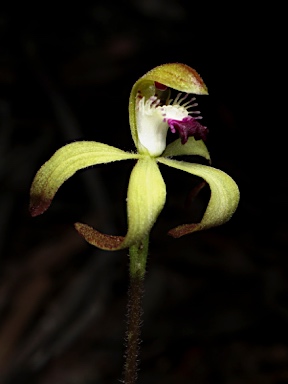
123,235 -> 149,384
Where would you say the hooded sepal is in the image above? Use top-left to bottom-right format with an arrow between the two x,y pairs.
129,63 -> 208,150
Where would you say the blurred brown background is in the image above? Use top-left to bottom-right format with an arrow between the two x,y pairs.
0,2 -> 287,383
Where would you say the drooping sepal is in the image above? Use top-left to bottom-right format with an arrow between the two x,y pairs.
157,158 -> 239,237
74,223 -> 125,250
29,141 -> 139,217
75,156 -> 166,250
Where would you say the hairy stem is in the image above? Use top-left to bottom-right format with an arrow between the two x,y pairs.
123,236 -> 149,384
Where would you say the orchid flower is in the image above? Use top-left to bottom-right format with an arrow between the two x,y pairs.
29,63 -> 240,251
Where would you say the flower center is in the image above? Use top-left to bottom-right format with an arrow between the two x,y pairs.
136,88 -> 208,156
164,93 -> 208,144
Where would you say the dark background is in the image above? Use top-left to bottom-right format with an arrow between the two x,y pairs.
0,2 -> 287,383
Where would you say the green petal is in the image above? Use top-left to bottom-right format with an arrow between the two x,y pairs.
30,141 -> 139,216
75,156 -> 166,250
162,137 -> 211,163
157,157 -> 240,237
129,63 -> 208,149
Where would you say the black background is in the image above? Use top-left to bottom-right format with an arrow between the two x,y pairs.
0,2 -> 287,383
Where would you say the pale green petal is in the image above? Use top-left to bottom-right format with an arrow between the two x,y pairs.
162,137 -> 211,163
30,141 -> 139,216
157,157 -> 239,236
75,156 -> 166,250
124,156 -> 166,247
129,63 -> 208,149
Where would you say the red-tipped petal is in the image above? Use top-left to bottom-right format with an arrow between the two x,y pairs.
75,223 -> 125,250
29,197 -> 52,217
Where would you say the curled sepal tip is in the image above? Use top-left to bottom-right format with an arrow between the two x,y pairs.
29,141 -> 139,217
75,223 -> 125,250
157,158 -> 240,237
75,156 -> 166,250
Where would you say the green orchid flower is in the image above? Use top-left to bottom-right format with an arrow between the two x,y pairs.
29,63 -> 240,251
